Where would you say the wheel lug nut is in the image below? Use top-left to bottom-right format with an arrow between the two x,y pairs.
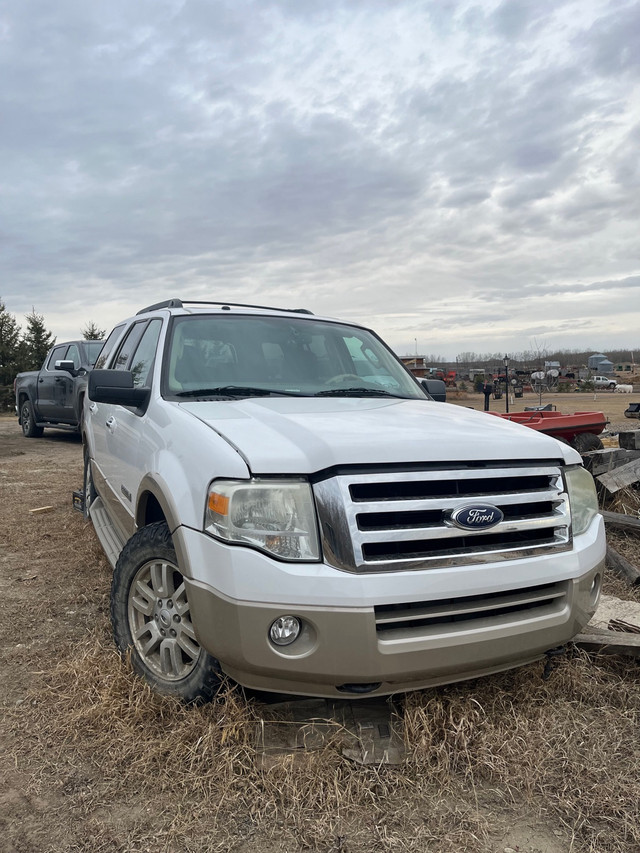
160,629 -> 166,636
170,629 -> 177,637
173,614 -> 181,623
167,599 -> 173,607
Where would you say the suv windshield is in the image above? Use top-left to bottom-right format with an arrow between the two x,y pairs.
163,314 -> 425,399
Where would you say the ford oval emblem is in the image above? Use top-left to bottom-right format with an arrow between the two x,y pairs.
449,504 -> 503,531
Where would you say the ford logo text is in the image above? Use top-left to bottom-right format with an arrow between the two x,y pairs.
448,504 -> 504,531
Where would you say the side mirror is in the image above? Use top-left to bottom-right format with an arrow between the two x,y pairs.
88,369 -> 150,410
55,359 -> 77,374
420,378 -> 447,402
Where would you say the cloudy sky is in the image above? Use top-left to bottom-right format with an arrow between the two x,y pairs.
2,0 -> 639,359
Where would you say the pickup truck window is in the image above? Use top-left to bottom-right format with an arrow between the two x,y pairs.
67,344 -> 81,370
47,345 -> 68,369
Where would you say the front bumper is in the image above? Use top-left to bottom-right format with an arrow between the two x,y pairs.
176,520 -> 605,698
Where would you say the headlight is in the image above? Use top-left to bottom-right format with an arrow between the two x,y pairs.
205,478 -> 320,561
565,465 -> 599,536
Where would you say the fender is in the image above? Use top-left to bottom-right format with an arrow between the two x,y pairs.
136,471 -> 186,536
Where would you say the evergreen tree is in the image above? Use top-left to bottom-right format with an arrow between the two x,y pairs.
0,298 -> 22,385
20,309 -> 56,371
82,321 -> 107,340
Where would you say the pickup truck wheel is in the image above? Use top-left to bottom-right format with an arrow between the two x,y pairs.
111,521 -> 222,703
20,400 -> 44,438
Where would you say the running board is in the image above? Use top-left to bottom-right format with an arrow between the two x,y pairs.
35,422 -> 79,431
89,497 -> 126,568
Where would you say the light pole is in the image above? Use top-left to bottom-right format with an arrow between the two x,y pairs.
503,354 -> 510,413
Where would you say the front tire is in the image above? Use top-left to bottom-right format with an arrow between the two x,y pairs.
111,521 -> 222,703
20,400 -> 44,438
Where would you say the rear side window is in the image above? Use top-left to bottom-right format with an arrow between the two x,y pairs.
113,322 -> 148,371
95,325 -> 126,369
129,320 -> 162,387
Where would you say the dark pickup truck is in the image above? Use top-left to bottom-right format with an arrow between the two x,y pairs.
15,339 -> 104,437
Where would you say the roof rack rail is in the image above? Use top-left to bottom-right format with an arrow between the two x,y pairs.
136,299 -> 183,314
137,299 -> 313,315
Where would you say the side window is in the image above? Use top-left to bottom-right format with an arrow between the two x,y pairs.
113,322 -> 148,370
66,344 -> 81,370
129,320 -> 162,387
95,325 -> 126,369
46,345 -> 68,370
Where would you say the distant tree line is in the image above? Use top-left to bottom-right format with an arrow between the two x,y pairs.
454,347 -> 637,372
0,297 -> 105,391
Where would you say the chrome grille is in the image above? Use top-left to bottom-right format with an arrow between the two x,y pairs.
313,462 -> 571,573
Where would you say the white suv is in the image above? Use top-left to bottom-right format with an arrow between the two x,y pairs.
83,299 -> 605,702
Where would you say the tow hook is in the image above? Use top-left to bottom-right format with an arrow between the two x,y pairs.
542,645 -> 568,680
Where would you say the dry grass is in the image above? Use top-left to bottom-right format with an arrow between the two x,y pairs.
4,418 -> 640,852
8,630 -> 640,853
605,485 -> 640,520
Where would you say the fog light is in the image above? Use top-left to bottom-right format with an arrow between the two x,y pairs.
269,616 -> 301,646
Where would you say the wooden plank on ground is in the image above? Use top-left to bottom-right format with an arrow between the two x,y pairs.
619,431 -> 640,450
601,510 -> 640,534
605,544 -> 640,586
597,458 -> 640,494
574,630 -> 640,659
586,448 -> 640,476
256,698 -> 405,766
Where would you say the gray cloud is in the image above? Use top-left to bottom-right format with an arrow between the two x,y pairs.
579,1 -> 640,78
1,0 -> 638,358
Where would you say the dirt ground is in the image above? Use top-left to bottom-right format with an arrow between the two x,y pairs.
1,398 -> 640,853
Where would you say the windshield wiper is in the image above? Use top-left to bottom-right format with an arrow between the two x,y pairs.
175,386 -> 304,398
314,387 -> 404,398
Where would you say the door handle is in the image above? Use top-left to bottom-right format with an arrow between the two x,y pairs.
106,416 -> 116,431
89,403 -> 98,413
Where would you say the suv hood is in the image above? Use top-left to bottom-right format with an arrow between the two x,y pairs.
178,397 -> 580,473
